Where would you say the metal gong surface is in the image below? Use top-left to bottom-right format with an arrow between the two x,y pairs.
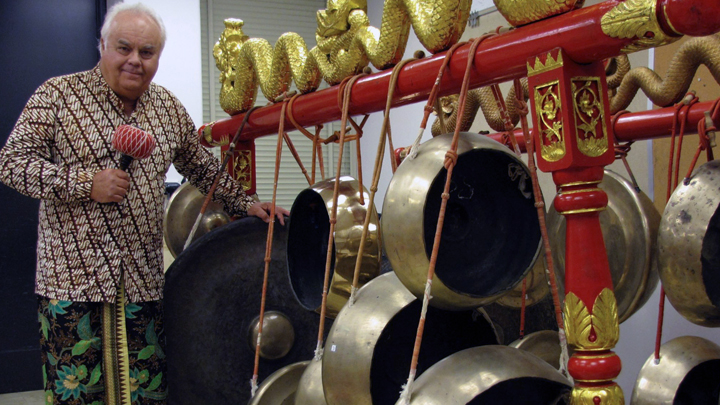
288,176 -> 381,318
382,132 -> 542,310
294,358 -> 328,405
399,345 -> 571,404
658,160 -> 720,326
322,272 -> 499,405
164,217 -> 326,405
249,361 -> 308,405
163,181 -> 231,257
631,336 -> 720,405
547,169 -> 661,323
496,252 -> 550,308
510,330 -> 570,370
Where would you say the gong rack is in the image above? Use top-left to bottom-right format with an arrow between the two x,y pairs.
198,0 -> 720,402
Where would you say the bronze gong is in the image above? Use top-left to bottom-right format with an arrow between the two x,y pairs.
658,160 -> 720,326
164,217 -> 325,405
287,176 -> 381,318
382,132 -> 542,310
322,272 -> 499,405
399,345 -> 571,404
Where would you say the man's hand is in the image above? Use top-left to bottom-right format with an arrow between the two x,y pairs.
90,169 -> 130,203
247,201 -> 290,225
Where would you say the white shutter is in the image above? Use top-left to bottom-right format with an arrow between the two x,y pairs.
200,0 -> 355,208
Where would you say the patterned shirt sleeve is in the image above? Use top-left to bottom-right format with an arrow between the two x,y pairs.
0,81 -> 94,202
170,106 -> 255,217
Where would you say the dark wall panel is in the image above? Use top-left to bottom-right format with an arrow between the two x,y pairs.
0,0 -> 105,394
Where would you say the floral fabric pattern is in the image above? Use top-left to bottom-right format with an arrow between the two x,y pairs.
39,296 -> 167,404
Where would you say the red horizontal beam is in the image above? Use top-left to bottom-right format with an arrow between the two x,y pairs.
487,101 -> 719,152
200,0 -> 720,146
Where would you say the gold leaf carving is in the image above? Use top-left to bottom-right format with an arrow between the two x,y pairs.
564,288 -> 619,351
600,0 -> 678,53
571,384 -> 625,405
572,78 -> 609,158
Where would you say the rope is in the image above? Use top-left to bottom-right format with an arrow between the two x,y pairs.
655,92 -> 697,362
406,41 -> 468,160
685,97 -> 720,181
286,95 -> 326,183
348,56 -> 420,304
399,35 -> 494,405
511,78 -> 570,380
611,110 -> 641,192
315,72 -> 367,361
250,100 -> 287,396
184,106 -> 259,251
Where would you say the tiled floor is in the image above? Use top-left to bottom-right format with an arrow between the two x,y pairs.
0,390 -> 44,405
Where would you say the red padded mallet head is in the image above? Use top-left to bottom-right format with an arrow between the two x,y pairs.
112,124 -> 156,171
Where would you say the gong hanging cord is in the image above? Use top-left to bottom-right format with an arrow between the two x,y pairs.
250,99 -> 288,397
287,95 -> 326,182
399,34 -> 494,405
183,106 -> 259,251
685,97 -> 720,180
654,92 -> 698,362
348,55 -> 420,304
405,41 -> 469,161
611,110 -> 642,191
511,78 -> 571,380
314,72 -> 367,361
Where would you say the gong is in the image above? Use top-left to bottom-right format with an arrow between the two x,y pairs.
658,160 -> 720,327
631,336 -> 720,404
163,181 -> 231,257
547,169 -> 661,323
400,345 -> 571,404
164,217 -> 326,404
249,361 -> 308,405
382,132 -> 542,310
288,176 -> 381,318
322,272 -> 499,405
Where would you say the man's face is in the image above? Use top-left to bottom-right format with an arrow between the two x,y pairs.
99,12 -> 162,104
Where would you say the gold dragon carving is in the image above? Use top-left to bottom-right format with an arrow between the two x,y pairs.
214,0 -> 471,115
608,33 -> 720,113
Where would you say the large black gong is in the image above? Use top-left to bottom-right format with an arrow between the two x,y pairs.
164,216 -> 325,404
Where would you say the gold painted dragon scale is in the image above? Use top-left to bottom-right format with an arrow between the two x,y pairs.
214,0 -> 471,115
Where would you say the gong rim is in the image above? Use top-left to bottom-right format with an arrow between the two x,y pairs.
248,361 -> 308,405
294,358 -> 328,405
322,272 -> 499,405
400,345 -> 571,404
547,169 -> 661,323
382,132 -> 542,310
658,160 -> 720,327
287,176 -> 381,318
163,181 -> 231,258
631,336 -> 720,404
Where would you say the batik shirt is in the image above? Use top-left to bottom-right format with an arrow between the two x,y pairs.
0,65 -> 255,302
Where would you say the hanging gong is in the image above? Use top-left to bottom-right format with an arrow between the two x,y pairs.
164,217 -> 325,405
495,251 -> 551,308
322,272 -> 499,405
288,176 -> 381,318
509,330 -> 572,370
547,169 -> 661,323
658,160 -> 720,327
382,132 -> 542,310
631,336 -> 720,404
294,358 -> 328,405
249,361 -> 308,405
163,181 -> 231,257
398,345 -> 571,404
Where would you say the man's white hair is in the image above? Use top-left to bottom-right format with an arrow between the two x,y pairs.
98,2 -> 167,54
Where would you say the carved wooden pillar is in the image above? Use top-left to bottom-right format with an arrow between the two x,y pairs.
527,48 -> 622,404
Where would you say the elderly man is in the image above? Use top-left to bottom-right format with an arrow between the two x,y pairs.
0,3 -> 286,403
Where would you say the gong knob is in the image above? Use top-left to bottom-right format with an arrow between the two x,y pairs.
247,311 -> 295,360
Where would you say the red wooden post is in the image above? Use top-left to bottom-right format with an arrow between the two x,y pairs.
527,48 -> 622,403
